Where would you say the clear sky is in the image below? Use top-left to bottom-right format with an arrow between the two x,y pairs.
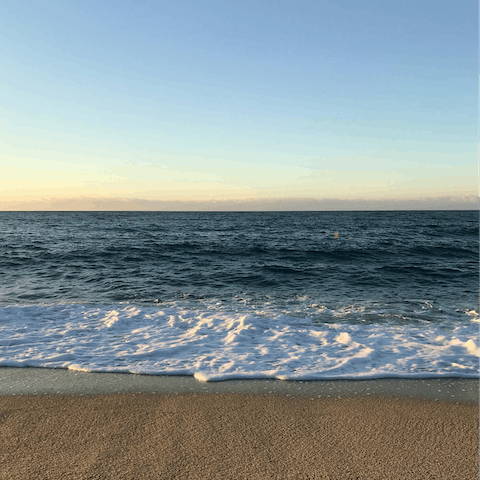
1,0 -> 478,210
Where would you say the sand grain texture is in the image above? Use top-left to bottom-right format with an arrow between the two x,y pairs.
0,394 -> 477,479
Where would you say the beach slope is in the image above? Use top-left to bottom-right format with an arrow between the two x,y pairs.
1,391 -> 478,480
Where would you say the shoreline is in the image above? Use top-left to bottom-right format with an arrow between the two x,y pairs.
1,367 -> 478,479
0,367 -> 478,403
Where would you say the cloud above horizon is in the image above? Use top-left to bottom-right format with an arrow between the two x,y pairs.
1,195 -> 477,212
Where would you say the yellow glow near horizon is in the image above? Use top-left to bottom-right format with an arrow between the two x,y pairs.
1,149 -> 477,207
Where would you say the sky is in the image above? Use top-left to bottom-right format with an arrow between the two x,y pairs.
1,0 -> 478,210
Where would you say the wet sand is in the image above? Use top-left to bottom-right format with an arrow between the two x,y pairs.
0,369 -> 478,479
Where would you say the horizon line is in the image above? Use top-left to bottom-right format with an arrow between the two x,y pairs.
0,194 -> 477,212
0,209 -> 478,213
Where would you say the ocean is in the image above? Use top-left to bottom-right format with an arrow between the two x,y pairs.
0,210 -> 478,381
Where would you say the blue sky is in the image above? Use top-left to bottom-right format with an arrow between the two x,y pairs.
1,0 -> 477,210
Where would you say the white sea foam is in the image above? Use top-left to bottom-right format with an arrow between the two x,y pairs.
0,303 -> 478,381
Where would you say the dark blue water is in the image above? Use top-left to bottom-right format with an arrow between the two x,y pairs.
0,210 -> 477,316
1,210 -> 478,379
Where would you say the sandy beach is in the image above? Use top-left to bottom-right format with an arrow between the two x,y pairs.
0,370 -> 478,479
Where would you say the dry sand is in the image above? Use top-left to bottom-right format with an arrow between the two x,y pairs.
1,392 -> 478,480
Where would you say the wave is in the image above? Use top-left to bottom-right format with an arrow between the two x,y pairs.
1,302 -> 478,382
